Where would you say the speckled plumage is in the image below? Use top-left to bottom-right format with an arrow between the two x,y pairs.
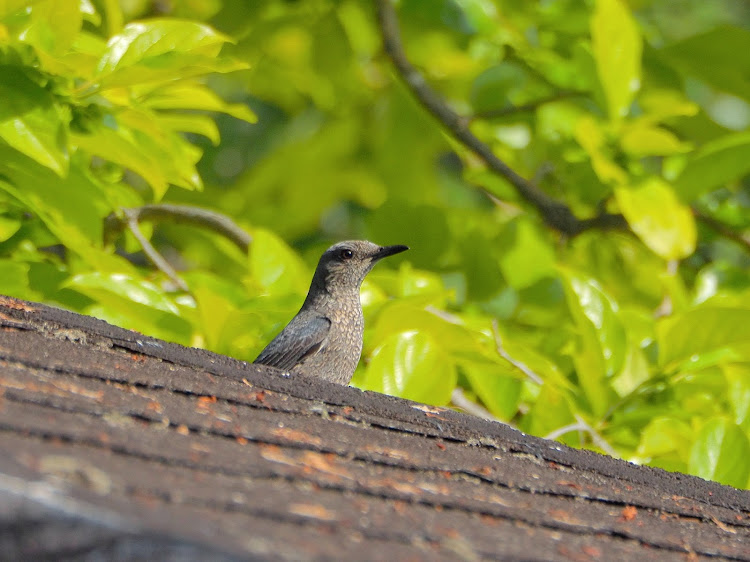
254,240 -> 409,384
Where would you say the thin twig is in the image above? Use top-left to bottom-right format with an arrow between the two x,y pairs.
472,91 -> 587,121
375,0 -> 626,236
491,319 -> 543,385
451,388 -> 502,422
105,204 -> 252,252
694,209 -> 750,252
545,415 -> 619,458
123,208 -> 189,292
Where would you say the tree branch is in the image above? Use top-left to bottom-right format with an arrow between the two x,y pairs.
375,0 -> 625,236
545,415 -> 618,458
105,204 -> 252,252
694,209 -> 750,253
123,208 -> 189,292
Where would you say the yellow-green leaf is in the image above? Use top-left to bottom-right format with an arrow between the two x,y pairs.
95,19 -> 246,88
0,67 -> 68,176
28,0 -> 82,55
362,330 -> 456,405
591,0 -> 642,120
615,178 -> 696,260
575,116 -> 627,184
620,124 -> 691,157
142,83 -> 257,123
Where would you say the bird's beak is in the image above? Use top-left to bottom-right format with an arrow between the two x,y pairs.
372,244 -> 409,261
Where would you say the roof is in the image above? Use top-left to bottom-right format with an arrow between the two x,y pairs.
0,294 -> 748,560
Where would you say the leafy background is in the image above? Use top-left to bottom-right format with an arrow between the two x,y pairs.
1,0 -> 750,489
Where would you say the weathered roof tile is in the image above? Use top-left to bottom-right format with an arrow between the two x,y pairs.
0,295 -> 748,560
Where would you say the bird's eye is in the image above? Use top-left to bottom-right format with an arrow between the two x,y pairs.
340,249 -> 354,260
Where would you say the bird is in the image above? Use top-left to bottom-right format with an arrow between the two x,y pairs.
254,240 -> 409,384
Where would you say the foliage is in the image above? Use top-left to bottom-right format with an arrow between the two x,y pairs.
1,0 -> 750,489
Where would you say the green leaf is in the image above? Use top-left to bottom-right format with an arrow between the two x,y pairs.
611,343 -> 651,398
724,364 -> 750,430
142,83 -> 257,123
688,418 -> 750,488
67,272 -> 192,343
562,270 -> 626,377
155,113 -> 220,145
498,217 -> 557,290
658,307 -> 750,370
28,0 -> 82,55
591,0 -> 642,120
462,362 -> 521,420
561,270 -> 625,416
673,132 -> 750,202
620,124 -> 691,157
575,116 -> 627,184
0,260 -> 36,300
470,64 -> 528,114
523,385 -> 577,446
95,19 -> 246,88
0,215 -> 21,242
615,178 -> 696,260
0,0 -> 29,19
362,330 -> 456,405
0,146 -> 129,272
69,272 -> 181,314
372,301 -> 491,360
637,416 -> 692,460
660,26 -> 750,102
0,66 -> 68,176
71,109 -> 203,198
248,229 -> 309,295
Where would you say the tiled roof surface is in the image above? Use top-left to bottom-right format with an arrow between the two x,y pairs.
0,295 -> 748,560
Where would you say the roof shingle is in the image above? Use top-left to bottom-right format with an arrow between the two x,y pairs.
0,295 -> 748,560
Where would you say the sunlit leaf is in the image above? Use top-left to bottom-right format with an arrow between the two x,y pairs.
0,260 -> 36,300
523,385 -> 577,446
561,270 -> 625,416
688,418 -> 750,488
0,0 -> 28,19
575,116 -> 627,184
248,228 -> 309,295
141,82 -> 257,123
658,307 -> 750,370
462,362 -> 522,420
0,67 -> 68,175
611,343 -> 650,398
615,178 -> 696,260
0,216 -> 21,242
0,146 -> 129,271
155,113 -> 220,145
724,364 -> 750,430
660,25 -> 750,102
637,416 -> 692,460
674,131 -> 750,202
362,330 -> 456,405
620,124 -> 691,157
591,0 -> 642,120
95,19 -> 247,87
71,111 -> 203,198
27,0 -> 82,54
498,217 -> 556,290
562,270 -> 626,377
67,272 -> 192,343
372,301 -> 491,360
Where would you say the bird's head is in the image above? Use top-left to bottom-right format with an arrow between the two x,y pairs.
311,240 -> 409,294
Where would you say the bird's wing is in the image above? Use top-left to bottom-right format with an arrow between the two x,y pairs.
254,315 -> 331,371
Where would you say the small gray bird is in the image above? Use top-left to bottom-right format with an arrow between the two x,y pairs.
254,240 -> 409,384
